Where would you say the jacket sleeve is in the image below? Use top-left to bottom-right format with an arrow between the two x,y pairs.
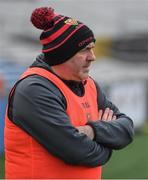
8,75 -> 112,167
87,81 -> 134,150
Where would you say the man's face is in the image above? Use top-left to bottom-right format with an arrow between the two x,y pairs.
63,42 -> 96,81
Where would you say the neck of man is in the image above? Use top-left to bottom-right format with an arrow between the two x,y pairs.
51,66 -> 81,82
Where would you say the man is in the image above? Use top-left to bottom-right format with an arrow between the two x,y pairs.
4,7 -> 134,179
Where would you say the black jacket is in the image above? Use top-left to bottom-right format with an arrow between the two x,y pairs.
8,54 -> 134,167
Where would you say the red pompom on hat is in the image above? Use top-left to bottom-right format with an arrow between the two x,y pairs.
31,7 -> 55,30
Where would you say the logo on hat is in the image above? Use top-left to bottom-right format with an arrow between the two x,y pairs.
64,18 -> 79,26
78,37 -> 94,47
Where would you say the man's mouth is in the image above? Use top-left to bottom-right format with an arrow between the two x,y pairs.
83,64 -> 91,68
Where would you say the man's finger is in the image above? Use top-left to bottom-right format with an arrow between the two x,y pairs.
98,110 -> 103,120
102,108 -> 110,120
107,110 -> 113,121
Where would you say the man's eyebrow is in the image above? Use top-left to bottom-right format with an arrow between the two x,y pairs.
80,44 -> 94,52
86,45 -> 94,49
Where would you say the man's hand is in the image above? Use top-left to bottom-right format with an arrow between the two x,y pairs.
98,108 -> 116,121
76,125 -> 94,140
76,108 -> 116,139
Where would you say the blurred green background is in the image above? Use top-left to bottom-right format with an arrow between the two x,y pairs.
103,131 -> 148,179
0,123 -> 148,179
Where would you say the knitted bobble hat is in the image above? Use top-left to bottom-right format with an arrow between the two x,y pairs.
31,7 -> 95,66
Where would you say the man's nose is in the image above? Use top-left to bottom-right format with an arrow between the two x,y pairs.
88,50 -> 96,61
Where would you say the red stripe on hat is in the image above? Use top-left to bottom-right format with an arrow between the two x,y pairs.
54,16 -> 65,25
42,24 -> 84,52
43,16 -> 65,32
41,23 -> 70,45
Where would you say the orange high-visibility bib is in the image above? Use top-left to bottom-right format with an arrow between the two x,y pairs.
5,67 -> 102,179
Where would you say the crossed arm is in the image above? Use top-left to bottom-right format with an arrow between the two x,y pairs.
77,107 -> 134,150
77,108 -> 116,140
